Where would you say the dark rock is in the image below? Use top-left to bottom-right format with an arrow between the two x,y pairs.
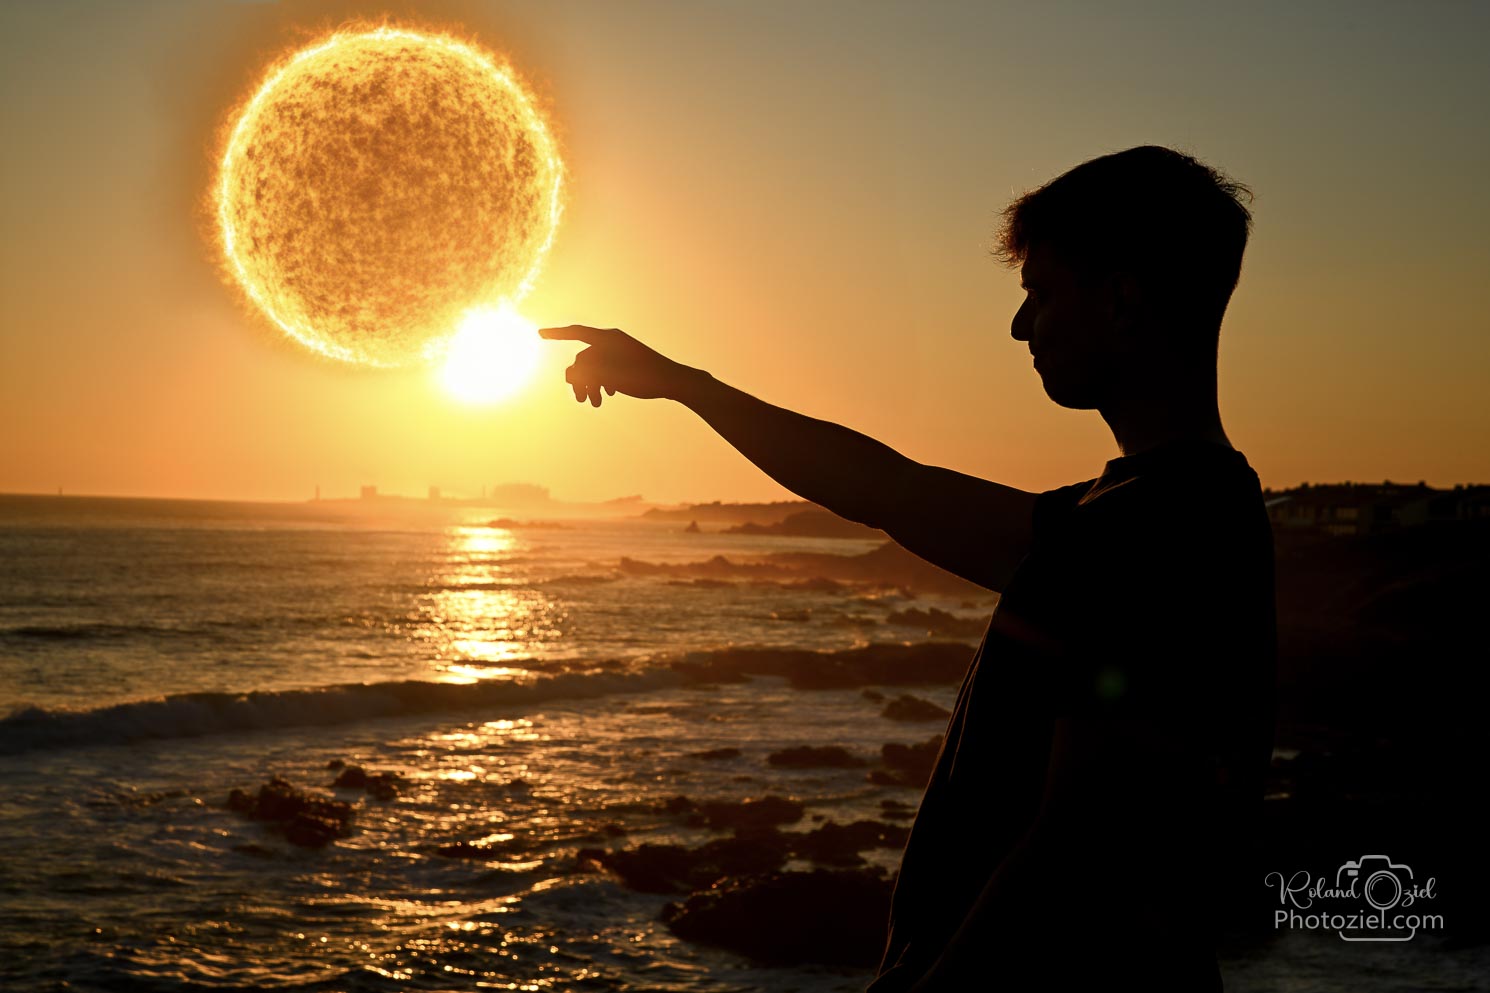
366,777 -> 399,801
791,819 -> 910,867
488,518 -> 568,530
781,577 -> 847,594
581,816 -> 906,897
873,736 -> 943,788
226,776 -> 355,848
332,765 -> 401,800
284,813 -> 345,848
621,554 -> 793,580
574,851 -> 606,874
660,795 -> 697,816
326,759 -> 345,770
577,843 -> 701,893
333,765 -> 369,788
880,694 -> 952,723
884,606 -> 987,638
696,796 -> 805,831
640,499 -> 811,527
861,688 -> 886,703
723,510 -> 885,540
585,834 -> 798,892
662,869 -> 893,967
692,833 -> 794,878
767,745 -> 868,769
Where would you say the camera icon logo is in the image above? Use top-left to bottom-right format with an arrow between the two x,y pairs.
1337,855 -> 1413,911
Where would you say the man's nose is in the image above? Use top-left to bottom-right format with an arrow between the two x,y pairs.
1010,297 -> 1031,342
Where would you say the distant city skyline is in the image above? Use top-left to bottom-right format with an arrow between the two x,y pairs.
12,476 -> 1490,519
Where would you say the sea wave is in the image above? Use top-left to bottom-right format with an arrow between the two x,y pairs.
1,621 -> 198,642
617,543 -> 990,596
0,668 -> 684,756
0,640 -> 977,756
2,616 -> 369,643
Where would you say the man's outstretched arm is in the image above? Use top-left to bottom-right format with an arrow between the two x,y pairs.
540,325 -> 1037,592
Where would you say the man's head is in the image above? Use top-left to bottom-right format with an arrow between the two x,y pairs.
999,145 -> 1252,410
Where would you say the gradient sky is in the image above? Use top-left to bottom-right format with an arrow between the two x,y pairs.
3,0 -> 1487,504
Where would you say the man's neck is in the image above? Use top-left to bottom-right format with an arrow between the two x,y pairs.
1099,369 -> 1230,458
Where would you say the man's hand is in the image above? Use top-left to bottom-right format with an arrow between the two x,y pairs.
539,325 -> 693,407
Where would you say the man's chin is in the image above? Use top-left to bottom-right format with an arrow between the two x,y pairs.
1039,372 -> 1102,410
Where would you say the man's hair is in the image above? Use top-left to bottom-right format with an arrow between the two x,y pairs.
996,145 -> 1253,351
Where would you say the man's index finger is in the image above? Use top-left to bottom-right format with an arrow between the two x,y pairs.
539,325 -> 608,345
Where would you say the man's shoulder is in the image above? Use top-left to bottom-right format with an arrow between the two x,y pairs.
1085,447 -> 1261,515
1039,447 -> 1269,556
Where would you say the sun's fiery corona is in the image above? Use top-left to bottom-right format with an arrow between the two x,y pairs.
212,25 -> 564,369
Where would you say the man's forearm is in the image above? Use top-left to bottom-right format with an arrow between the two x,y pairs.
669,365 -> 915,529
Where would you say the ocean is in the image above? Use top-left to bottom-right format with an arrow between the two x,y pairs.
0,495 -> 1478,992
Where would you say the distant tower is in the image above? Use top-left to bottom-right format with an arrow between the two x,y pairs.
360,485 -> 378,500
428,486 -> 441,501
314,485 -> 321,502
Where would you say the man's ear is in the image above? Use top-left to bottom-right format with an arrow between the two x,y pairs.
1106,271 -> 1147,346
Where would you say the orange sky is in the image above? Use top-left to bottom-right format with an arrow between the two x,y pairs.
3,1 -> 1488,504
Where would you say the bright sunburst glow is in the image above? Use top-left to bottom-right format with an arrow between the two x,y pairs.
439,304 -> 541,403
211,23 -> 564,368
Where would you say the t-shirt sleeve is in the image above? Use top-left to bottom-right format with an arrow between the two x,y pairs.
1031,478 -> 1098,547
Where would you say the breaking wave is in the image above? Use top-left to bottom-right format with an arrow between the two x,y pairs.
0,667 -> 684,756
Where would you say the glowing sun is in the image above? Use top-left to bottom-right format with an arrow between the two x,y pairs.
439,303 -> 540,404
212,24 -> 563,372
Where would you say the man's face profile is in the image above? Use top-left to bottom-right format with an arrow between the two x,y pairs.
1011,243 -> 1120,411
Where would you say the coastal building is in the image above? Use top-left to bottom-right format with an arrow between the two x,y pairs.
1263,481 -> 1487,536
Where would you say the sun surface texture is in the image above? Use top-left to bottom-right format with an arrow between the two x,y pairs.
215,26 -> 563,367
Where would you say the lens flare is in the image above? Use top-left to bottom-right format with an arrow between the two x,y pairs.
439,304 -> 540,404
211,24 -> 564,368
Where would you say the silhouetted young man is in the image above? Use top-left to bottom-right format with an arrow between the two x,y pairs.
542,145 -> 1277,992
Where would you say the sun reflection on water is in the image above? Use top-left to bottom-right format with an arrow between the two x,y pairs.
415,527 -> 565,680
442,663 -> 530,684
450,527 -> 516,561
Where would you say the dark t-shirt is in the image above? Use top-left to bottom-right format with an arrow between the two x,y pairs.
869,439 -> 1277,991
